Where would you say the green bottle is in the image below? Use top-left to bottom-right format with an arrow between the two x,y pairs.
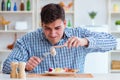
26,0 -> 31,11
67,20 -> 72,27
7,0 -> 11,11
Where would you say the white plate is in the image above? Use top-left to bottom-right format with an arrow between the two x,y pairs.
45,71 -> 76,76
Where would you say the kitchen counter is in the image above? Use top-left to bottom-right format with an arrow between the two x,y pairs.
0,73 -> 120,80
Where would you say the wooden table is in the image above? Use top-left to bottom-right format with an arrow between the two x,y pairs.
1,73 -> 120,80
27,73 -> 93,78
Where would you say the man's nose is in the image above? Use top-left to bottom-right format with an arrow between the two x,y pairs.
51,30 -> 56,36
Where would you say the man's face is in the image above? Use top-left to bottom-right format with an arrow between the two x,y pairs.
42,19 -> 66,45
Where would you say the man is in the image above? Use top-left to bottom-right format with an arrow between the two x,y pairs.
2,3 -> 116,74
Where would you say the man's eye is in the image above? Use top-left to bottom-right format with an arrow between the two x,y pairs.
44,28 -> 50,30
55,27 -> 60,30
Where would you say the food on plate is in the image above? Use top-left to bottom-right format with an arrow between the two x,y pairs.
48,68 -> 54,72
50,47 -> 56,56
54,68 -> 65,72
48,68 -> 65,73
64,68 -> 78,72
48,68 -> 78,73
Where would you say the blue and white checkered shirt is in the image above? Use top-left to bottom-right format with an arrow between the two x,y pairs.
2,27 -> 117,74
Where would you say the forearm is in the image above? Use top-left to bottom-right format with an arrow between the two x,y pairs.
86,33 -> 117,52
2,58 -> 11,74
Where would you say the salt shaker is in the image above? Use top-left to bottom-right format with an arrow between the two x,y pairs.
18,62 -> 26,79
10,62 -> 18,78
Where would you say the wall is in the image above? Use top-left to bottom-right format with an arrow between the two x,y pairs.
75,0 -> 107,26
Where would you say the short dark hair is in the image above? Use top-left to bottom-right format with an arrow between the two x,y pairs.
41,3 -> 65,24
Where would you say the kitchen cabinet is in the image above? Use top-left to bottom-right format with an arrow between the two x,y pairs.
108,0 -> 120,32
108,0 -> 120,73
0,0 -> 35,62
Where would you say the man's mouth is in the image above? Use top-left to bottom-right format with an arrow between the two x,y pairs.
49,37 -> 57,39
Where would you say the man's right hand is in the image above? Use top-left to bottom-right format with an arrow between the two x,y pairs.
25,56 -> 42,71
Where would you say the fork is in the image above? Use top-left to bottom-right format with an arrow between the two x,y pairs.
40,47 -> 57,60
40,52 -> 50,60
40,45 -> 63,60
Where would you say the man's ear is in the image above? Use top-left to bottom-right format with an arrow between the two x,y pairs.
63,20 -> 67,28
41,23 -> 45,28
41,23 -> 43,27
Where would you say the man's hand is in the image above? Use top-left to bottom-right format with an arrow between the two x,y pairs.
25,56 -> 42,71
64,36 -> 89,48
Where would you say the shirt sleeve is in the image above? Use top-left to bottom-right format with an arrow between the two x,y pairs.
2,39 -> 29,74
79,27 -> 117,53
